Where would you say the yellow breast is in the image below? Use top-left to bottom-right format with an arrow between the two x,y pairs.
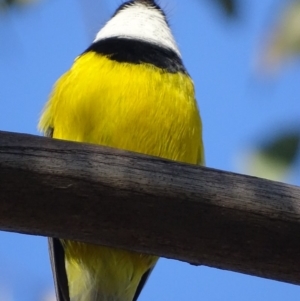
39,52 -> 204,164
39,52 -> 204,301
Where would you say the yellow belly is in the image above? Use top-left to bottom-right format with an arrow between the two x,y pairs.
62,241 -> 157,301
39,52 -> 204,301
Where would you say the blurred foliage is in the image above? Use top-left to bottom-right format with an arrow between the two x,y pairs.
252,0 -> 300,180
260,131 -> 300,167
214,0 -> 237,16
245,130 -> 300,181
263,0 -> 300,69
239,129 -> 300,181
0,0 -> 35,11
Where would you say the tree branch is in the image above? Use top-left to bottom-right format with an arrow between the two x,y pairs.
0,130 -> 300,285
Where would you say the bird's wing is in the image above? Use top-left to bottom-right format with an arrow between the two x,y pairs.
132,267 -> 155,301
49,238 -> 70,301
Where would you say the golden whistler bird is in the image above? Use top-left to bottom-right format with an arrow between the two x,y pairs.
38,0 -> 204,300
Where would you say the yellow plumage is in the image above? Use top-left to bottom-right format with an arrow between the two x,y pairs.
39,51 -> 204,301
40,53 -> 203,164
39,2 -> 204,300
62,242 -> 156,301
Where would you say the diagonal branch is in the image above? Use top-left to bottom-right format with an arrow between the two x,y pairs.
0,130 -> 300,285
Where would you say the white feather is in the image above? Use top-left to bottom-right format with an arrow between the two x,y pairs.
94,1 -> 181,56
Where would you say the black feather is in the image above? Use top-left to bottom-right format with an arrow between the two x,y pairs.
48,238 -> 70,301
133,267 -> 154,301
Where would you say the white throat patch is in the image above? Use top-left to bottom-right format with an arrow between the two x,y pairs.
94,2 -> 181,57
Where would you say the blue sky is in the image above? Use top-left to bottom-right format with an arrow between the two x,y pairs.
0,0 -> 299,300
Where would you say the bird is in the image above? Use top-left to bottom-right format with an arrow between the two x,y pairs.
38,0 -> 204,301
